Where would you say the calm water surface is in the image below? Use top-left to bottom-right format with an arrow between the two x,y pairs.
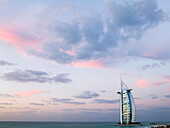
0,122 -> 169,128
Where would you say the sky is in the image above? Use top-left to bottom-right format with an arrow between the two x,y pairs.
0,0 -> 170,122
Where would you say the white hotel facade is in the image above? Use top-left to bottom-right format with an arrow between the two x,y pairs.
117,80 -> 136,124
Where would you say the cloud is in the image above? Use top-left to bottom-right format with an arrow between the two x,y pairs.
138,62 -> 166,70
100,90 -> 107,93
52,73 -> 72,83
0,106 -> 6,108
63,108 -> 103,112
135,75 -> 170,88
57,0 -> 165,65
51,98 -> 86,105
29,103 -> 44,106
63,108 -> 119,112
2,69 -> 71,83
135,78 -> 151,88
149,94 -> 158,99
0,103 -> 13,105
100,90 -> 113,94
0,27 -> 41,49
153,75 -> 170,86
0,0 -> 166,68
9,107 -> 30,110
72,60 -> 105,68
134,97 -> 142,100
0,93 -> 14,97
162,75 -> 170,82
73,91 -> 100,99
28,20 -> 82,64
0,60 -> 15,66
92,99 -> 119,104
15,90 -> 48,98
165,95 -> 170,98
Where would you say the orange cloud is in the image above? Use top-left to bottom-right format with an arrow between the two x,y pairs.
72,59 -> 105,68
135,78 -> 151,88
14,90 -> 48,98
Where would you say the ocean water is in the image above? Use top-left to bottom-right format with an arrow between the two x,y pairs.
0,122 -> 169,128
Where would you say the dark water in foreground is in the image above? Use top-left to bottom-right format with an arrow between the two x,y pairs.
0,122 -> 169,128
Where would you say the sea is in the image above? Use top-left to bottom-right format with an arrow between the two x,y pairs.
0,121 -> 169,128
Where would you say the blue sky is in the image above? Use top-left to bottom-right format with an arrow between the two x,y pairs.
0,0 -> 170,121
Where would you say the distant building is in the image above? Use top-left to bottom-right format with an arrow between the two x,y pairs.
115,80 -> 141,126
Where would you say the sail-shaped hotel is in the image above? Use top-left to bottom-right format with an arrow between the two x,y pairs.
115,80 -> 141,126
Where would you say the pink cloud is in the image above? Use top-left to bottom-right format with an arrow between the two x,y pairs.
135,76 -> 170,88
0,27 -> 40,49
153,80 -> 170,86
66,49 -> 76,56
72,59 -> 105,68
165,78 -> 170,83
14,90 -> 49,98
152,75 -> 170,86
59,48 -> 76,56
135,78 -> 151,88
143,52 -> 157,59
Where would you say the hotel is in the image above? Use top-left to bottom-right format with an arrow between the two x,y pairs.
115,80 -> 141,126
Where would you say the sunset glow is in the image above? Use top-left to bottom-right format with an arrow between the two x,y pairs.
0,0 -> 169,122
